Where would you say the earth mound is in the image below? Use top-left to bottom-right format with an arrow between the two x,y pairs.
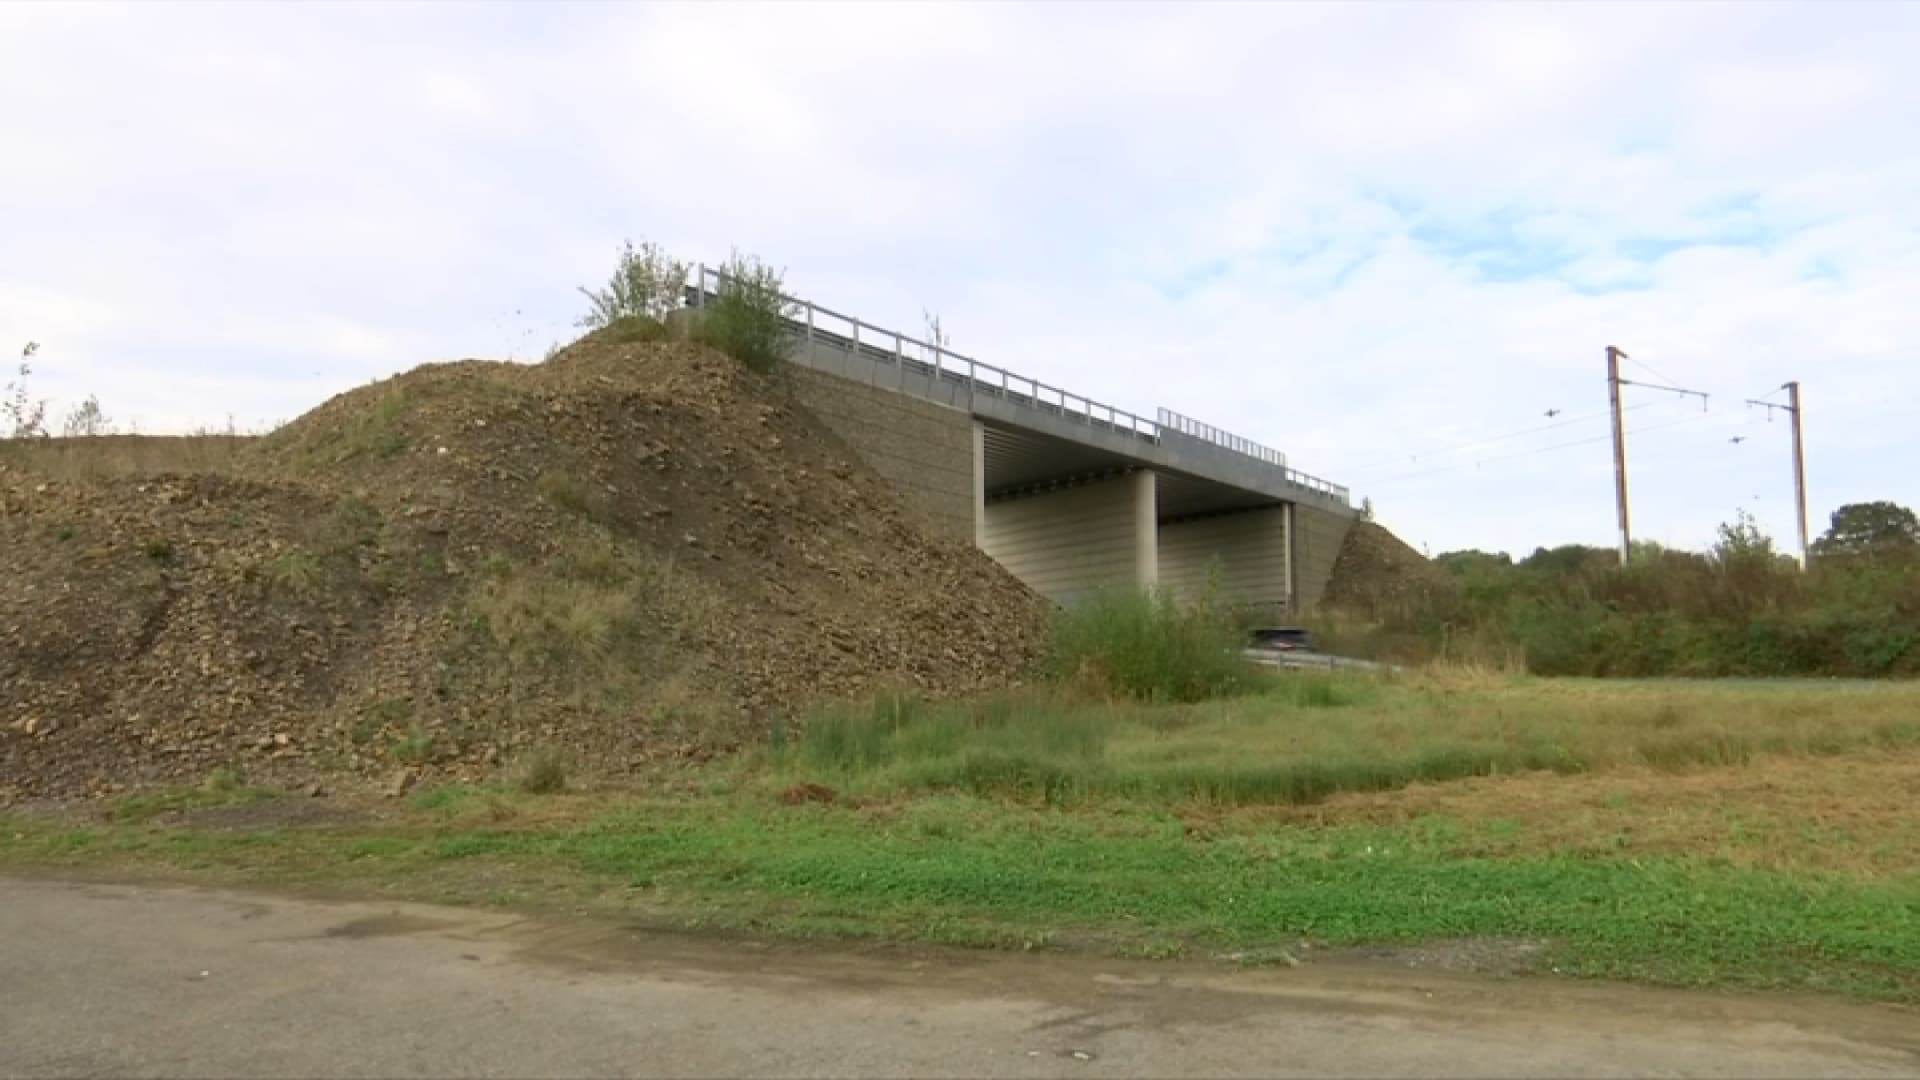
1,334 -> 1050,800
1321,520 -> 1449,616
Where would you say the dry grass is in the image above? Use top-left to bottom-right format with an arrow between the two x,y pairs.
468,570 -> 646,669
1094,676 -> 1920,800
775,676 -> 1920,808
512,748 -> 569,795
460,541 -> 734,733
1266,748 -> 1920,878
1,434 -> 254,480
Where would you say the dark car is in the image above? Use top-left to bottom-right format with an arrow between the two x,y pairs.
1246,626 -> 1316,653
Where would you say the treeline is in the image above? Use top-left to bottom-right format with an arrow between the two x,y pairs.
1324,502 -> 1920,678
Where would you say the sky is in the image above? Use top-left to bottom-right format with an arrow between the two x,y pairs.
3,1 -> 1915,557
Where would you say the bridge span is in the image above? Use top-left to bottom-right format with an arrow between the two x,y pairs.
688,268 -> 1357,614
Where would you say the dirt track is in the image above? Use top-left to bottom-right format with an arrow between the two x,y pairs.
3,877 -> 1915,1079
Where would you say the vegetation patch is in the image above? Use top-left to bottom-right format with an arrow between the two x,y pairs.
1049,584 -> 1266,703
1318,509 -> 1920,678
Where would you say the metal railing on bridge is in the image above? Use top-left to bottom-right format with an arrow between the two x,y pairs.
686,268 -> 1159,444
1157,408 -> 1349,502
686,265 -> 1349,505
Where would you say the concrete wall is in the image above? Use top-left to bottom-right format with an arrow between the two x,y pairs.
1291,502 -> 1356,611
983,472 -> 1152,606
786,367 -> 976,543
1157,507 -> 1290,612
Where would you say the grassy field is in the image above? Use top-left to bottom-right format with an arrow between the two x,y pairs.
765,670 -> 1920,805
5,673 -> 1919,1001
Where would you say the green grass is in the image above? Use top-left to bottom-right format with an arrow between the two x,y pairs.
107,768 -> 277,823
6,790 -> 1917,1000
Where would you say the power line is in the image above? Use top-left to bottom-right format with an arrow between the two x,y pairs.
1626,353 -> 1684,388
1343,401 -> 1654,476
1363,407 -> 1720,487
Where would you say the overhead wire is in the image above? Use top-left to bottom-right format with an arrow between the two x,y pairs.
1362,406 -> 1727,488
1626,353 -> 1685,389
1343,401 -> 1654,476
1337,352 -> 1780,498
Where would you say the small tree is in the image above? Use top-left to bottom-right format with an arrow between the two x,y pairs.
62,394 -> 111,437
5,343 -> 49,439
576,239 -> 689,329
1712,508 -> 1775,564
697,249 -> 797,373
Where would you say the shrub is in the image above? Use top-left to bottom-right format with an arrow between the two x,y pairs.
1346,510 -> 1920,678
696,250 -> 797,373
1049,585 -> 1261,703
577,240 -> 688,328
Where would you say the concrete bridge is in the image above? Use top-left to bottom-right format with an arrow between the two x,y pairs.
689,269 -> 1358,614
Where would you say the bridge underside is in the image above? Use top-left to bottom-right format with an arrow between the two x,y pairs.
983,424 -> 1281,518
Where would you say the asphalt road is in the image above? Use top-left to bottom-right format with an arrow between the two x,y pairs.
2,876 -> 1916,1079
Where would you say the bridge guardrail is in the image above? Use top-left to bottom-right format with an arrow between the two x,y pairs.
686,271 -> 1160,444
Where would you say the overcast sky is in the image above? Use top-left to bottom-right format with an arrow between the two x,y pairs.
4,1 -> 1914,556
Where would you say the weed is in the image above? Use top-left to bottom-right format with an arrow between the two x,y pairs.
514,748 -> 568,795
390,724 -> 435,764
143,540 -> 175,562
108,767 -> 271,822
203,766 -> 242,793
537,471 -> 606,521
263,551 -> 324,597
314,497 -> 383,556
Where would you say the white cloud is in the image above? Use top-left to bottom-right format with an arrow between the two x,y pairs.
1,0 -> 1914,555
